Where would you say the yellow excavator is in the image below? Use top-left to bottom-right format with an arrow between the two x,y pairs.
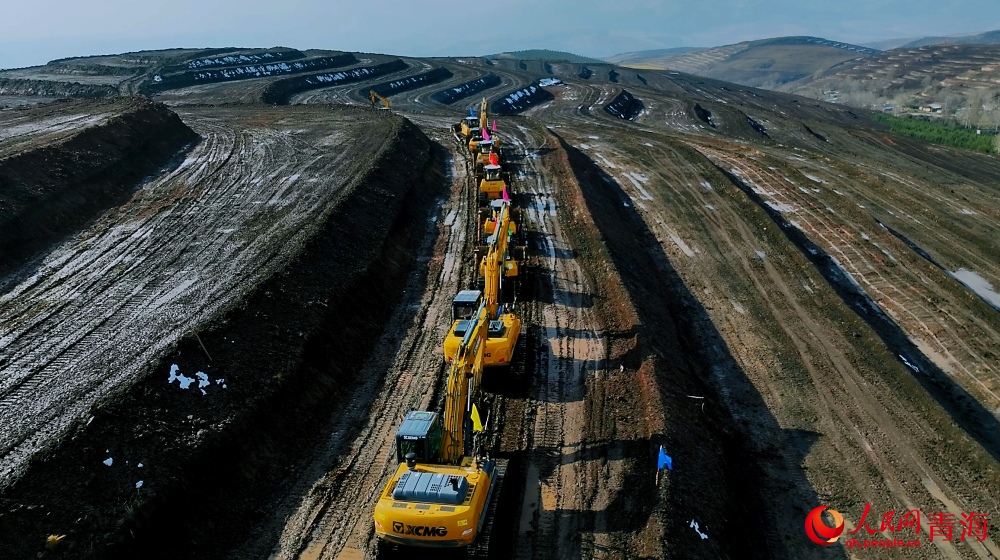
369,90 -> 391,112
443,201 -> 521,368
477,163 -> 506,207
373,300 -> 506,552
468,98 -> 493,152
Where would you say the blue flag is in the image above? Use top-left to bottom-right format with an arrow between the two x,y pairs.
657,446 -> 672,470
469,107 -> 476,117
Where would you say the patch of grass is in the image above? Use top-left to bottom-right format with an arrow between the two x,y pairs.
873,114 -> 998,153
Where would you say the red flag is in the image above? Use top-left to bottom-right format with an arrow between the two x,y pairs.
489,152 -> 498,166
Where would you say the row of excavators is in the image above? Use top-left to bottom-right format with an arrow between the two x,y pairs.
373,98 -> 526,555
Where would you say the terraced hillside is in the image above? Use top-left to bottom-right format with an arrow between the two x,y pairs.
785,44 -> 1000,118
606,37 -> 878,88
1,47 -> 1000,560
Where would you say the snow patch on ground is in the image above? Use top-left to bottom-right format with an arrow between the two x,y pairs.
623,173 -> 654,200
951,269 -> 1000,310
765,201 -> 795,213
804,174 -> 824,183
595,153 -> 617,169
669,234 -> 695,258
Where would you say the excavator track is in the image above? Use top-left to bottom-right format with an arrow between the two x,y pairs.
466,458 -> 507,559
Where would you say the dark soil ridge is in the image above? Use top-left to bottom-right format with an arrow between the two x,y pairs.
0,115 -> 444,560
603,89 -> 644,121
169,48 -> 306,72
141,53 -> 358,94
262,59 -> 408,105
492,82 -> 555,115
430,73 -> 502,105
366,66 -> 453,97
0,78 -> 118,98
0,97 -> 198,283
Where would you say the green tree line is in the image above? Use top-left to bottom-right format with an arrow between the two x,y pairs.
873,114 -> 998,153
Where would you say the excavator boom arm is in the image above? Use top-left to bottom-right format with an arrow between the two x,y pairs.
441,302 -> 488,464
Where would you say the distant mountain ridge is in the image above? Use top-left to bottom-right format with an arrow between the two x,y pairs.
601,36 -> 877,88
900,29 -> 1000,48
485,49 -> 605,64
862,29 -> 1000,50
605,47 -> 704,66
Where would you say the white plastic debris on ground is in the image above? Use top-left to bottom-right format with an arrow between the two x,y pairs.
899,355 -> 920,373
103,457 -> 113,466
136,480 -> 144,489
167,364 -> 196,390
690,519 -> 709,539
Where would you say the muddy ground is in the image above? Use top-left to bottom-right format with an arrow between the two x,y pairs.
2,47 -> 1000,560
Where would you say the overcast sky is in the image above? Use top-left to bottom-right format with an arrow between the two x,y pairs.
2,0 -> 998,69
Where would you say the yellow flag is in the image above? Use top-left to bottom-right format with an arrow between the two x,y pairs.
471,405 -> 484,432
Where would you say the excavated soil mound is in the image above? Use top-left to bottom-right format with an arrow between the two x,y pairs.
603,89 -> 644,120
0,98 -> 197,280
430,73 -> 502,104
142,53 -> 358,94
492,82 -> 555,115
0,116 -> 445,560
0,78 -> 118,98
367,67 -> 453,97
262,59 -> 408,105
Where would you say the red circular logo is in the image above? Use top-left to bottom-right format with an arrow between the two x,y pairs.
806,506 -> 845,545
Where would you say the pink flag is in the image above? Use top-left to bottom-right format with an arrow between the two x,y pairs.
502,185 -> 510,202
482,128 -> 491,142
492,120 -> 497,132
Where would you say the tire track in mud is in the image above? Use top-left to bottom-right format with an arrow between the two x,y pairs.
499,125 -> 647,559
0,106 -> 390,490
267,128 -> 475,560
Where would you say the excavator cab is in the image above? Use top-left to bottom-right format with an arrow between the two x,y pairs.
468,128 -> 483,152
395,411 -> 443,464
478,164 -> 505,206
475,140 -> 495,166
483,199 -> 518,239
452,290 -> 484,322
460,116 -> 479,138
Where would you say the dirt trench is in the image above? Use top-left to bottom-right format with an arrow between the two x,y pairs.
0,98 -> 197,281
529,129 -> 765,558
0,116 -> 447,560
